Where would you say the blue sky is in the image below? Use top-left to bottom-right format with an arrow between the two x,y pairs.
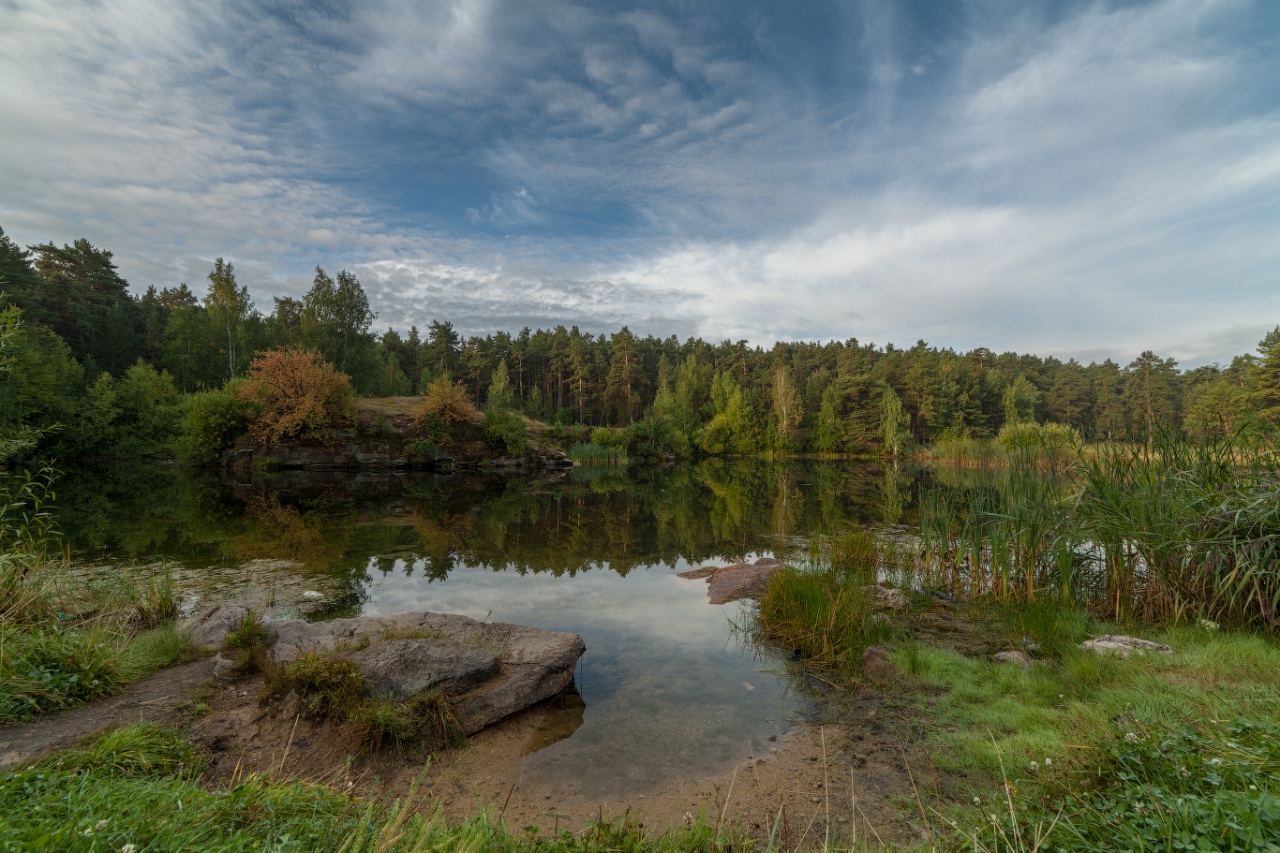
2,0 -> 1278,366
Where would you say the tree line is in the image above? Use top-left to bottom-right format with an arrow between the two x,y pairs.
2,225 -> 1278,460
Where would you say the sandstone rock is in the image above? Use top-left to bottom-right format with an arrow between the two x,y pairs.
180,603 -> 253,649
707,557 -> 785,604
1080,635 -> 1172,657
676,566 -> 719,580
183,606 -> 586,735
994,650 -> 1033,668
864,585 -> 909,610
344,640 -> 499,700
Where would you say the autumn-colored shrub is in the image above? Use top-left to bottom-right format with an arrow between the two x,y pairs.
238,348 -> 356,446
412,378 -> 479,447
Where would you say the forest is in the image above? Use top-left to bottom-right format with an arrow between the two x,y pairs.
3,225 -> 1278,462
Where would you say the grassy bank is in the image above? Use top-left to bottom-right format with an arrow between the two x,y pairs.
0,722 -> 749,853
0,555 -> 193,723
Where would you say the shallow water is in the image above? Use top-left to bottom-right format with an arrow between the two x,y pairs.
53,459 -> 919,795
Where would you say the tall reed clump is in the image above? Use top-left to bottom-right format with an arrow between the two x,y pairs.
918,427 -> 1280,628
918,443 -> 1079,606
1075,429 -> 1280,627
755,529 -> 894,677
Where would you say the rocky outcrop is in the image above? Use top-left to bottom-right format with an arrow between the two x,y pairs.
181,608 -> 586,735
678,557 -> 786,604
1080,635 -> 1173,657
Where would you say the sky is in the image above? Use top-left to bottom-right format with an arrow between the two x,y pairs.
1,0 -> 1278,367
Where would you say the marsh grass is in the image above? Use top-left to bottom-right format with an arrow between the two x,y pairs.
221,609 -> 273,674
917,430 -> 1280,629
568,442 -> 629,465
754,530 -> 895,677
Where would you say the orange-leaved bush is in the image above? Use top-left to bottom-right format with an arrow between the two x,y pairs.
412,377 -> 479,446
238,347 -> 356,446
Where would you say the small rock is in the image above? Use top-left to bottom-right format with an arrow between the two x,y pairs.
181,603 -> 254,649
994,650 -> 1033,668
860,644 -> 896,682
864,585 -> 909,610
1080,635 -> 1172,657
302,590 -> 324,600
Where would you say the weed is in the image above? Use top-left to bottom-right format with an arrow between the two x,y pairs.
221,610 -> 272,674
267,651 -> 365,718
347,692 -> 463,753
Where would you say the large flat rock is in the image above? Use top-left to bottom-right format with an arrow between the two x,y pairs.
182,608 -> 585,735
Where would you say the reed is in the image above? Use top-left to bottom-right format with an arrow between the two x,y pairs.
916,428 -> 1280,628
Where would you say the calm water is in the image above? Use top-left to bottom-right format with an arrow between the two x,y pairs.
54,459 -> 920,795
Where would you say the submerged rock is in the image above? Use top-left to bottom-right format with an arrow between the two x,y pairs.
1080,635 -> 1172,657
677,557 -> 786,604
182,607 -> 585,735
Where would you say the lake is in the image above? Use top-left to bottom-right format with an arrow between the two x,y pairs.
53,459 -> 920,795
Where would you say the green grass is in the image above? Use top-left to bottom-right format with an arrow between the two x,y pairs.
0,723 -> 752,853
886,623 -> 1280,851
267,651 -> 366,718
347,693 -> 463,753
754,531 -> 895,678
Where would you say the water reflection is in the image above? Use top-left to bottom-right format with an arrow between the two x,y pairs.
52,459 -> 926,795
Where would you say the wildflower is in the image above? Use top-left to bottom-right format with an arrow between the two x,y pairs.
1198,618 -> 1219,632
1209,758 -> 1223,766
1029,761 -> 1040,771
83,828 -> 95,838
96,820 -> 108,831
123,846 -> 137,853
1044,758 -> 1052,767
973,796 -> 981,805
1250,785 -> 1258,791
1125,732 -> 1139,743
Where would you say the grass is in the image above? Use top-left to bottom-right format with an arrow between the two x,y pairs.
753,531 -> 896,678
0,558 -> 193,722
0,722 -> 753,853
568,442 -> 629,465
220,609 -> 273,674
917,429 -> 1280,629
885,621 -> 1280,851
267,651 -> 366,718
347,693 -> 463,753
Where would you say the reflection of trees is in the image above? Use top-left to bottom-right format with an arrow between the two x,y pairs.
53,460 -> 920,595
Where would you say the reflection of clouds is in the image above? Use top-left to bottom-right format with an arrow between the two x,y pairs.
365,556 -> 804,796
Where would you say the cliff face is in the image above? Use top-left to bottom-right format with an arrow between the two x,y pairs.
223,397 -> 571,472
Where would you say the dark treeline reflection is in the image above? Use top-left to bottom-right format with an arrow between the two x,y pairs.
54,460 -> 922,594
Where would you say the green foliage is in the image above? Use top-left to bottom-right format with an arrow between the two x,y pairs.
1050,719 -> 1280,852
568,442 -> 629,465
880,385 -> 909,458
179,378 -> 248,462
754,531 -> 893,676
483,360 -> 527,455
0,622 -> 124,720
69,361 -> 183,457
995,421 -> 1080,453
34,722 -> 203,779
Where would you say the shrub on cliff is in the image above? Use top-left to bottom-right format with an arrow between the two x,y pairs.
238,348 -> 356,446
412,377 -> 479,448
178,378 -> 247,462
